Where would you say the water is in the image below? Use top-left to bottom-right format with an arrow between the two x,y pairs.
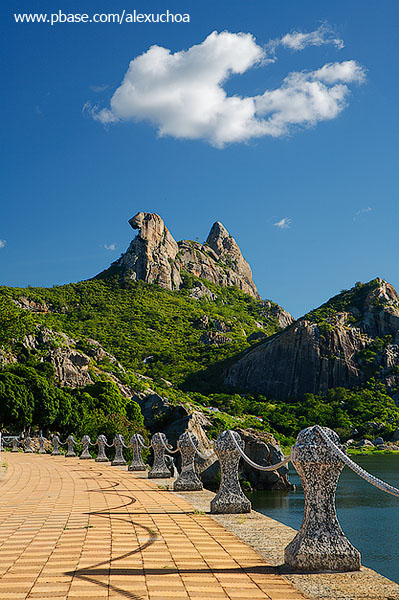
249,454 -> 399,583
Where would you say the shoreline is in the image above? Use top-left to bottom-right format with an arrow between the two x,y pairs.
151,477 -> 399,600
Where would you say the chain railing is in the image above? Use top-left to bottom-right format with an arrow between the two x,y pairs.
315,425 -> 399,498
159,435 -> 179,454
187,431 -> 215,460
227,430 -> 291,471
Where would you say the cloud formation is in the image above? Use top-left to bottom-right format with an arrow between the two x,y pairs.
274,218 -> 291,229
279,24 -> 344,51
354,207 -> 372,220
0,240 -> 6,249
89,29 -> 365,147
104,243 -> 116,251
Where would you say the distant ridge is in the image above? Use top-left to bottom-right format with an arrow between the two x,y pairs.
226,278 -> 399,400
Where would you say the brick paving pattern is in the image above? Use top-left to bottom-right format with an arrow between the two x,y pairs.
0,453 -> 308,600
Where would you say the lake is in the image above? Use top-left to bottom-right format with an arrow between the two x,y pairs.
249,454 -> 399,583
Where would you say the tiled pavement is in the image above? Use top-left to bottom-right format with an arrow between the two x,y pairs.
0,453 -> 308,600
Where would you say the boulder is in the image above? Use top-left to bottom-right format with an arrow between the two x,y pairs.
199,332 -> 231,345
235,428 -> 294,491
357,439 -> 374,447
247,331 -> 267,343
372,437 -> 384,446
134,393 -> 189,433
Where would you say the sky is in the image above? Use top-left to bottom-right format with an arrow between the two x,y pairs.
1,0 -> 398,318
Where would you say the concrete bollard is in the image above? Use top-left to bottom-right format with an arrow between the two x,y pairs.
80,435 -> 92,459
95,435 -> 109,462
51,434 -> 62,455
284,426 -> 361,572
128,435 -> 146,471
111,434 -> 127,466
38,432 -> 46,454
24,436 -> 33,453
173,432 -> 203,492
11,437 -> 19,452
148,433 -> 171,479
65,435 -> 77,457
210,430 -> 251,514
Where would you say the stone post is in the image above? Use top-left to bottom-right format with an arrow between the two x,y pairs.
111,434 -> 127,466
128,435 -> 146,471
284,426 -> 361,572
148,433 -> 171,479
52,435 -> 62,456
173,432 -> 203,491
24,436 -> 33,453
210,430 -> 251,514
11,438 -> 19,452
65,435 -> 77,457
95,435 -> 109,462
38,432 -> 46,454
80,435 -> 92,459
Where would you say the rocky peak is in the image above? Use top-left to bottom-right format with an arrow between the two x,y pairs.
206,221 -> 236,255
115,212 -> 182,290
101,212 -> 260,298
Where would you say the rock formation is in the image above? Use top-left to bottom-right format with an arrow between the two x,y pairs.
236,428 -> 294,491
226,278 -> 399,400
100,212 -> 260,298
21,326 -> 132,395
114,212 -> 182,290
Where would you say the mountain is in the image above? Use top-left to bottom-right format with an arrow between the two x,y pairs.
98,212 -> 260,298
3,212 -> 399,448
225,278 -> 399,400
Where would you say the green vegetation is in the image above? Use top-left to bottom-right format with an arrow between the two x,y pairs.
304,280 -> 380,324
188,381 -> 399,445
1,275 -> 399,447
0,275 -> 280,389
0,358 -> 145,440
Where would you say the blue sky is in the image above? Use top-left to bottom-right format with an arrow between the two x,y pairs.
1,0 -> 398,317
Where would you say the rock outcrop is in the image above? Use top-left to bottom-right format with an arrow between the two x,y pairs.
114,212 -> 182,290
100,212 -> 260,298
236,428 -> 294,491
134,393 -> 292,490
226,278 -> 399,400
20,326 -> 133,395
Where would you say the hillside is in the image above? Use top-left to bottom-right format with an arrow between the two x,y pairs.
226,278 -> 399,400
2,213 -> 399,447
0,213 -> 292,443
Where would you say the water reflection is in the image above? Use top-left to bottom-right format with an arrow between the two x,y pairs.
249,454 -> 399,583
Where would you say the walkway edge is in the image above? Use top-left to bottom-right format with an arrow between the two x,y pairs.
151,477 -> 399,600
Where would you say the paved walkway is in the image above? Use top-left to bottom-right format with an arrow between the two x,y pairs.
0,453 -> 307,600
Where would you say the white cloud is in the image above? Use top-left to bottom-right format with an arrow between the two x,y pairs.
104,243 -> 116,251
89,29 -> 365,147
274,218 -> 291,229
279,24 -> 344,51
354,207 -> 372,220
313,61 -> 366,84
0,240 -> 6,248
90,84 -> 109,93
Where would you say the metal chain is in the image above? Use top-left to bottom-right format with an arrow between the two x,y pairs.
187,431 -> 215,461
159,435 -> 179,454
137,434 -> 151,449
314,425 -> 399,498
228,430 -> 292,471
